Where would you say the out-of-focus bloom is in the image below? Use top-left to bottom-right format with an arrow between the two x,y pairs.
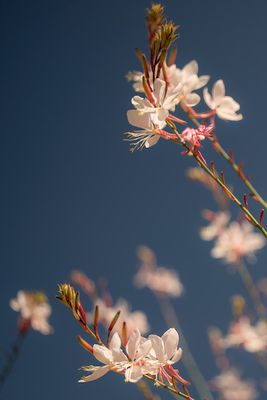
200,211 -> 230,241
204,80 -> 243,121
211,369 -> 258,400
79,328 -> 185,385
10,290 -> 53,335
71,270 -> 96,298
90,298 -> 149,338
126,70 -> 144,92
134,246 -> 183,297
222,317 -> 267,353
211,221 -> 265,264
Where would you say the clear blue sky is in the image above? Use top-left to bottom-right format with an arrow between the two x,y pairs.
1,0 -> 267,399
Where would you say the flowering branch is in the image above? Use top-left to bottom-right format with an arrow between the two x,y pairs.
57,283 -> 195,400
0,329 -> 27,391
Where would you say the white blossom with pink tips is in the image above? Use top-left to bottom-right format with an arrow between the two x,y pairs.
126,78 -> 181,150
204,79 -> 243,121
79,328 -> 184,384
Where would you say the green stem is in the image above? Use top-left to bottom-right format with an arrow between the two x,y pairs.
237,260 -> 267,320
157,295 -> 214,400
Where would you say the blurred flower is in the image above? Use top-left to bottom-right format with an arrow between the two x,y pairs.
211,369 -> 258,400
204,80 -> 243,121
10,290 -> 52,335
71,270 -> 96,298
222,317 -> 267,353
90,298 -> 149,338
134,246 -> 183,297
126,70 -> 144,92
200,211 -> 230,241
211,221 -> 265,264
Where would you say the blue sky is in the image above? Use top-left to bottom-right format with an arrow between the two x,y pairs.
1,1 -> 267,399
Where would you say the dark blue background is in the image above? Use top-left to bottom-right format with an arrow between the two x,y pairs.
1,0 -> 267,399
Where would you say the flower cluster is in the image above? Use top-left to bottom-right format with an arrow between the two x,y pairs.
10,290 -> 53,335
134,245 -> 184,297
80,327 -> 185,386
125,3 -> 243,156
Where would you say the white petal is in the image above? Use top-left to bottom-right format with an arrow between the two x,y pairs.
126,329 -> 141,360
127,110 -> 152,130
184,93 -> 200,107
162,328 -> 179,359
183,60 -> 198,77
212,80 -> 225,104
110,332 -> 122,352
79,366 -> 109,382
145,135 -> 160,148
153,79 -> 166,105
125,365 -> 143,383
149,335 -> 165,363
195,75 -> 210,90
93,345 -> 113,365
203,87 -> 213,109
171,347 -> 183,364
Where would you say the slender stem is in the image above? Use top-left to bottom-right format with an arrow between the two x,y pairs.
144,374 -> 194,400
237,260 -> 267,320
137,380 -> 160,400
170,130 -> 267,238
0,329 -> 27,390
212,139 -> 267,211
180,103 -> 267,227
156,295 -> 213,400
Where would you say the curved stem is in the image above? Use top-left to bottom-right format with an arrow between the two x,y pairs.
170,130 -> 267,238
156,295 -> 214,400
237,260 -> 267,320
144,374 -> 194,400
211,139 -> 267,211
0,329 -> 28,390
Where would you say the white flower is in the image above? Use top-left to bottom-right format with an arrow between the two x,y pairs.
168,60 -> 209,107
134,246 -> 184,297
211,221 -> 265,264
10,290 -> 53,335
148,328 -> 182,366
90,298 -> 149,338
126,78 -> 181,150
204,80 -> 243,121
200,211 -> 230,241
79,328 -> 184,385
211,369 -> 258,400
79,329 -> 153,383
127,60 -> 209,108
223,317 -> 267,353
